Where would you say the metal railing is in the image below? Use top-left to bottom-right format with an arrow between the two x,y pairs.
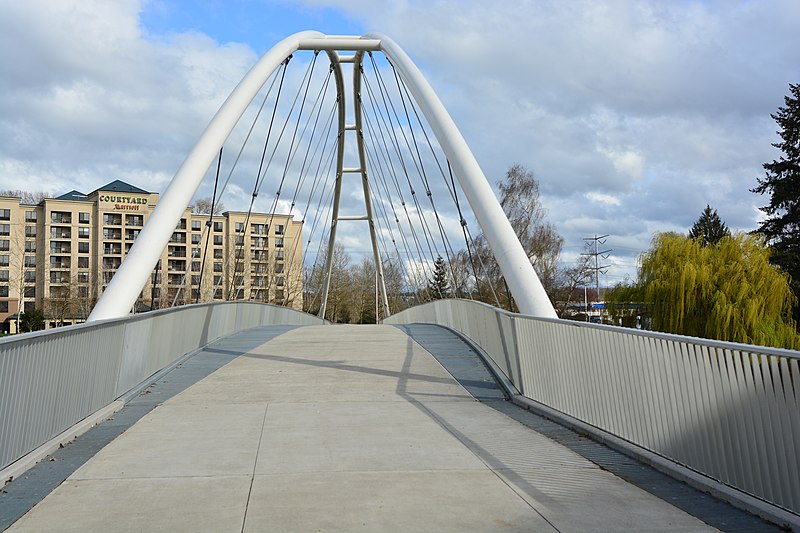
385,299 -> 800,519
0,302 -> 324,471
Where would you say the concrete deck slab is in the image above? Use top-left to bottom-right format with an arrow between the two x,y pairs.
7,476 -> 251,533
244,471 -> 557,532
71,404 -> 266,479
6,324 -> 728,532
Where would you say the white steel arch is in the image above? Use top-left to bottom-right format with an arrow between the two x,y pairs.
88,31 -> 556,322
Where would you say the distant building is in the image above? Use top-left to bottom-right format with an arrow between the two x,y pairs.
0,180 -> 302,332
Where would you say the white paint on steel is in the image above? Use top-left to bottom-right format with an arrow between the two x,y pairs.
353,50 -> 390,318
89,31 -> 555,320
364,33 -> 556,318
318,50 -> 347,320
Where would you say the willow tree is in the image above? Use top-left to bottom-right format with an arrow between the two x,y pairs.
618,232 -> 799,349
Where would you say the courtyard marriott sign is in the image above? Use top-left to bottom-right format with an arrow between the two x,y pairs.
98,195 -> 150,211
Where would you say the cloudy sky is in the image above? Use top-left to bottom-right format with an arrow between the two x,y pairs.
1,0 -> 798,285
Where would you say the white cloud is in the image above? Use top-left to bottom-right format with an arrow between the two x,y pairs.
2,0 -> 799,287
586,192 -> 622,207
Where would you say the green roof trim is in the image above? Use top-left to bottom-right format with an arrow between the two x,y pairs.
55,190 -> 90,202
92,180 -> 150,195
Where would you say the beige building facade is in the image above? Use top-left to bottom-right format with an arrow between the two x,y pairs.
0,180 -> 302,332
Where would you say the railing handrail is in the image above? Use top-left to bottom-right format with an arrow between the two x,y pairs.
0,301 -> 314,347
403,298 -> 800,360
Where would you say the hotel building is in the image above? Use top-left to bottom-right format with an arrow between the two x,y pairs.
0,180 -> 303,332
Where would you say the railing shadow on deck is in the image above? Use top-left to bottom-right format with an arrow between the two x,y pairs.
384,298 -> 800,530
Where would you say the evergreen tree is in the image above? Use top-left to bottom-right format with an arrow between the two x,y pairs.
753,83 -> 800,320
689,205 -> 729,246
426,256 -> 451,300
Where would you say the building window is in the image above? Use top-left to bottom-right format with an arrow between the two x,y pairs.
0,224 -> 10,236
25,226 -> 37,237
0,301 -> 8,313
78,286 -> 89,297
192,220 -> 201,231
24,271 -> 36,283
168,246 -> 186,258
275,250 -> 284,260
213,262 -> 222,272
50,271 -> 65,283
192,233 -> 201,244
214,248 -> 223,259
0,270 -> 10,282
50,286 -> 68,299
25,210 -> 37,222
79,212 -> 90,224
24,286 -> 35,298
275,276 -> 285,287
51,227 -> 71,239
25,241 -> 36,252
213,235 -> 223,246
24,256 -> 36,267
0,255 -> 8,267
0,209 -> 10,220
275,262 -> 285,273
191,275 -> 201,285
213,275 -> 222,285
275,224 -> 284,235
103,228 -> 121,240
213,288 -> 223,299
78,242 -> 89,254
103,213 -> 122,225
103,243 -> 121,255
0,286 -> 8,297
77,271 -> 89,283
125,214 -> 143,226
103,257 -> 121,269
275,237 -> 284,248
191,261 -> 201,272
50,242 -> 70,254
176,218 -> 187,230
0,240 -> 8,251
51,211 -> 70,223
78,256 -> 89,268
251,224 -> 265,235
213,221 -> 223,232
50,256 -> 70,269
251,237 -> 267,248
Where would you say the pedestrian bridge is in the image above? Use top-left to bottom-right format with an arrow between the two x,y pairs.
3,31 -> 799,532
1,302 -> 798,531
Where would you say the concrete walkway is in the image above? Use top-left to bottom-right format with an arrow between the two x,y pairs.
7,325 -> 721,532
